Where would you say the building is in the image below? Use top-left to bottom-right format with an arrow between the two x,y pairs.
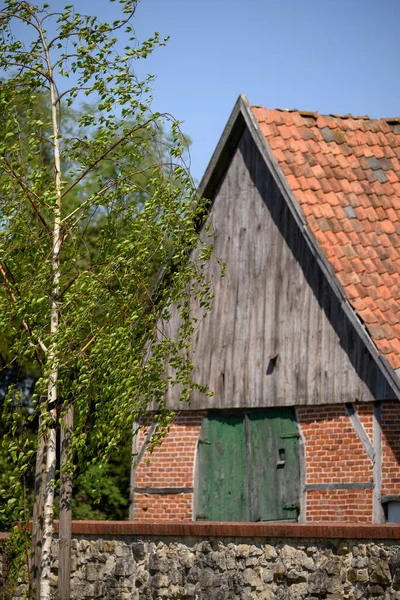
130,95 -> 400,524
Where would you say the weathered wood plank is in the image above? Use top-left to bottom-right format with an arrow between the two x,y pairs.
165,128 -> 396,410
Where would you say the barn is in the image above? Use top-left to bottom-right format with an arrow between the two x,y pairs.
130,95 -> 400,524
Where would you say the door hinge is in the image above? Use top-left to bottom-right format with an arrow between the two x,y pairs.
280,433 -> 299,439
198,438 -> 211,445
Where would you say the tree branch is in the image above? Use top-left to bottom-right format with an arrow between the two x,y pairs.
0,262 -> 48,356
59,118 -> 157,202
1,154 -> 52,234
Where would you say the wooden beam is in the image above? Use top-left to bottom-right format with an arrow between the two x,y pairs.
134,487 -> 194,495
345,403 -> 375,462
128,420 -> 139,520
294,409 -> 306,523
306,482 -> 374,491
373,401 -> 384,523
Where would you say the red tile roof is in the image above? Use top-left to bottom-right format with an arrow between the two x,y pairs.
252,106 -> 400,370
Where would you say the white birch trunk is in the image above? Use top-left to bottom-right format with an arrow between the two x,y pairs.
39,40 -> 63,600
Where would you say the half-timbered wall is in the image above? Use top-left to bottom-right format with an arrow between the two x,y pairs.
165,127 -> 395,410
132,402 -> 400,523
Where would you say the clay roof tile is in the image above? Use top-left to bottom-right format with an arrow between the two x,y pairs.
252,104 -> 400,370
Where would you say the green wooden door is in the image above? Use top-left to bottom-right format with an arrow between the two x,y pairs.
196,413 -> 249,521
196,408 -> 299,521
247,409 -> 300,521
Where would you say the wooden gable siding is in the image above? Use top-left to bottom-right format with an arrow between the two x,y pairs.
166,127 -> 396,410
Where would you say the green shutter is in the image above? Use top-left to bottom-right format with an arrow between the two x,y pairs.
196,408 -> 299,522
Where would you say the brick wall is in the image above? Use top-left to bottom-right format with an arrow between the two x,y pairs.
134,412 -> 204,521
297,404 -> 374,523
304,489 -> 373,523
382,401 -> 400,495
132,402 -> 400,523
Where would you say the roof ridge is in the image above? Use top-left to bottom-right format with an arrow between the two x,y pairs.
252,105 -> 400,122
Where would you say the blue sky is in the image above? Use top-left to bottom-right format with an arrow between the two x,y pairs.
5,0 -> 400,182
133,0 -> 400,182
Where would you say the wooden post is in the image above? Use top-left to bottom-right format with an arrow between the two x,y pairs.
31,429 -> 46,599
373,401 -> 384,524
129,420 -> 139,520
295,409 -> 306,523
58,403 -> 74,600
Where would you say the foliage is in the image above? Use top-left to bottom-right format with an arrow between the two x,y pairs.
0,0 -> 213,595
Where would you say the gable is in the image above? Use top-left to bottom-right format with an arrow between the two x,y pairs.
166,126 -> 397,410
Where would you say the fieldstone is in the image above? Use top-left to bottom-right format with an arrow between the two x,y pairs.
308,557 -> 342,595
236,544 -> 251,558
149,553 -> 171,574
86,563 -> 100,582
287,582 -> 308,600
93,581 -> 103,597
72,582 -> 95,598
390,547 -> 400,585
370,584 -> 385,596
196,540 -> 212,553
352,555 -> 369,568
199,568 -> 216,588
115,543 -> 131,558
187,565 -> 202,584
263,544 -> 278,560
79,539 -> 90,552
115,557 -> 135,578
369,556 -> 392,585
273,561 -> 286,584
286,568 -> 307,582
262,567 -> 274,583
131,541 -> 146,561
356,568 -> 369,584
225,550 -> 237,570
353,544 -> 367,557
249,545 -> 263,556
150,572 -> 169,589
242,567 -> 262,588
103,540 -> 116,553
257,590 -> 276,600
177,545 -> 194,569
212,551 -> 227,570
245,556 -> 260,567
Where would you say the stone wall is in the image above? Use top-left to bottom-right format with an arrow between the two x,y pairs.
0,536 -> 8,600
8,522 -> 400,599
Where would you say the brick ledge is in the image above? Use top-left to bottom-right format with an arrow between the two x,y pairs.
48,521 -> 400,539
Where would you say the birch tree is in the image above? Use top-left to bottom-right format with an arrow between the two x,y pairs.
0,2 -> 212,598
